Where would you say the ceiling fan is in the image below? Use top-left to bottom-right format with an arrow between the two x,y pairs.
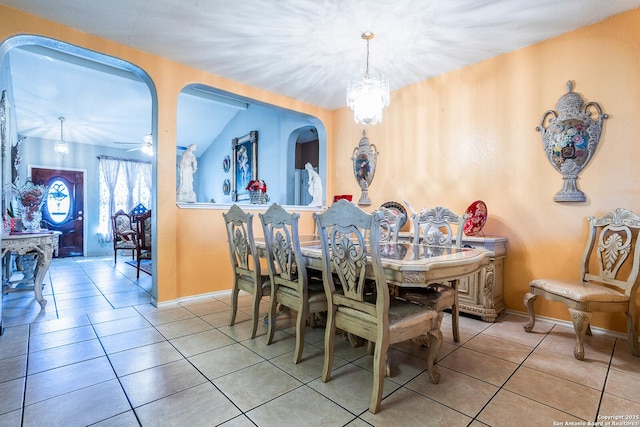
114,134 -> 153,155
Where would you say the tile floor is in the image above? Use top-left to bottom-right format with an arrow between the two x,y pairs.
1,256 -> 640,426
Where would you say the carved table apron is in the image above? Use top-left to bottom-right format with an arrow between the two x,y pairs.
2,231 -> 61,309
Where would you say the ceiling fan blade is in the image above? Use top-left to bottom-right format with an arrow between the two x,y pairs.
127,146 -> 144,152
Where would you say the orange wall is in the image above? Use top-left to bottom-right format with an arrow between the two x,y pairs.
3,5 -> 640,334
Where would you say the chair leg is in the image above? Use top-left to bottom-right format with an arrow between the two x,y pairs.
229,285 -> 239,327
369,340 -> 388,414
523,292 -> 538,332
451,291 -> 460,342
626,311 -> 640,356
426,325 -> 442,384
321,308 -> 337,383
249,291 -> 261,339
293,305 -> 307,364
266,294 -> 277,347
568,308 -> 591,360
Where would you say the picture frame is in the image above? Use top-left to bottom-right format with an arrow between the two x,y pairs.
231,130 -> 258,202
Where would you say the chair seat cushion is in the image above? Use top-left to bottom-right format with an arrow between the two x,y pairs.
388,299 -> 438,331
530,279 -> 629,303
398,284 -> 456,311
116,241 -> 137,249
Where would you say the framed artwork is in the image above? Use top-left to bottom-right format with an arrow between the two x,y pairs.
222,155 -> 230,173
231,130 -> 258,201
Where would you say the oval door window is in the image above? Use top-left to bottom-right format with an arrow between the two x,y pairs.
46,179 -> 71,223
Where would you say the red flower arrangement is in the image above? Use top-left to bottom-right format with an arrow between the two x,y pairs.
246,179 -> 267,193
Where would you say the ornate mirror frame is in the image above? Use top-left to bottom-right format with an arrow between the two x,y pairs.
231,130 -> 258,202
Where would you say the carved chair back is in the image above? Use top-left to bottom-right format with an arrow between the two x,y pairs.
412,206 -> 468,248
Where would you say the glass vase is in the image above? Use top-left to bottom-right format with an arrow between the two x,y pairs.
21,209 -> 42,232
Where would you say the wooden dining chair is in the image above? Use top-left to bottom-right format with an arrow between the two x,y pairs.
111,209 -> 138,263
397,206 -> 469,342
223,204 -> 271,339
524,208 -> 640,360
378,206 -> 405,243
135,210 -> 152,279
259,203 -> 328,364
314,199 -> 442,414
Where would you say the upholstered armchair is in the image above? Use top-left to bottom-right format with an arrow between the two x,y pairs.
524,208 -> 640,360
111,209 -> 138,263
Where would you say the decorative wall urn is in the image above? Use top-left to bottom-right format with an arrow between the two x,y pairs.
536,81 -> 608,202
351,130 -> 379,206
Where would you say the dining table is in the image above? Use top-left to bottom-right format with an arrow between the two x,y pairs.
255,235 -> 493,292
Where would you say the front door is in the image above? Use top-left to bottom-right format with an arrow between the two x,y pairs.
31,167 -> 84,257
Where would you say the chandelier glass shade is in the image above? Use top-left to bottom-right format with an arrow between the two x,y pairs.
346,32 -> 389,125
54,116 -> 68,155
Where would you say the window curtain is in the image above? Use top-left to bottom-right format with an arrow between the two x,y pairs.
140,162 -> 152,206
99,157 -> 121,242
123,161 -> 138,212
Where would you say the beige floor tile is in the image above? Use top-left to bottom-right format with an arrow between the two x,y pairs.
406,366 -> 498,417
219,415 -> 259,427
353,347 -> 430,386
99,326 -> 166,354
25,356 -> 116,405
154,316 -> 213,339
91,410 -> 140,427
28,324 -> 97,352
135,382 -> 241,426
0,377 -> 25,415
241,329 -> 298,359
213,361 -> 303,412
139,306 -> 196,325
108,341 -> 183,376
201,309 -> 249,328
604,367 -> 640,404
88,307 -> 141,324
188,343 -> 265,380
169,328 -> 236,357
119,359 -> 207,408
91,316 -> 152,337
504,366 -> 600,420
463,332 -> 533,364
29,314 -> 91,335
0,410 -> 22,427
610,339 -> 640,375
270,343 -> 349,383
524,348 -> 608,390
308,363 -> 400,414
537,324 -> 615,362
180,299 -> 233,316
437,347 -> 519,386
0,354 -> 26,383
22,379 -> 130,427
360,387 -> 472,426
247,384 -> 355,427
598,392 -> 640,421
482,314 -> 553,347
477,389 -> 586,426
27,338 -> 105,374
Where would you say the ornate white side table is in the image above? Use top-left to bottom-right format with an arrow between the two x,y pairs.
2,231 -> 61,309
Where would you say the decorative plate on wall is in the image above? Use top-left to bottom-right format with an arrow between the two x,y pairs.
223,155 -> 231,173
380,201 -> 408,229
223,179 -> 230,195
463,200 -> 487,236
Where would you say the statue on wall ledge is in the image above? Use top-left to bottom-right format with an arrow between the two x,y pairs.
177,144 -> 197,203
306,162 -> 323,207
536,81 -> 608,202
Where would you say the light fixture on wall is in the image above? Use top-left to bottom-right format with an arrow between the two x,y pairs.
141,133 -> 153,156
346,32 -> 389,125
54,116 -> 68,155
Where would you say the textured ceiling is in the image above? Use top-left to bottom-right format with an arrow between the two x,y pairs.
2,0 -> 640,151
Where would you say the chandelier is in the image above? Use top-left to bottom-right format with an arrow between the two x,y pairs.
54,116 -> 68,155
346,32 -> 389,125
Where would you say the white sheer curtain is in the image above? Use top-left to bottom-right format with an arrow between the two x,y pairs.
99,157 -> 120,242
123,161 -> 138,212
140,162 -> 152,207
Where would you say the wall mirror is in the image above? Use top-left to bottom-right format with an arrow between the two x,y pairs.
177,84 -> 327,207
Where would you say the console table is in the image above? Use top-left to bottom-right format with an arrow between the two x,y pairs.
2,231 -> 61,309
398,233 -> 507,322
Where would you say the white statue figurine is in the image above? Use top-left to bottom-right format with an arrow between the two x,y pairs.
306,162 -> 323,207
177,144 -> 197,203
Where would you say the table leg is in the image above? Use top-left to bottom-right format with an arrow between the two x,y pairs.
32,247 -> 49,309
